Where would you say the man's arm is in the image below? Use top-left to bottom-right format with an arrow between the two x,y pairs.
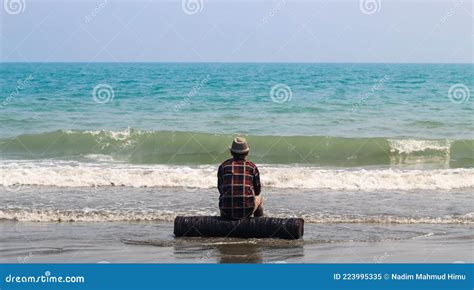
217,165 -> 223,194
253,166 -> 261,196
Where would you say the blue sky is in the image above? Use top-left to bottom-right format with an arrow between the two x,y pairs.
1,0 -> 472,63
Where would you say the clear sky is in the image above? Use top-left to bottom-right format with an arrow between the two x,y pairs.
1,0 -> 472,63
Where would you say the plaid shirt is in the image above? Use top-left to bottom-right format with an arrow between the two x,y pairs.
217,158 -> 261,219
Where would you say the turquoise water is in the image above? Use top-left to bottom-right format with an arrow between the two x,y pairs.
0,63 -> 473,227
0,63 -> 472,167
1,63 -> 472,138
0,63 -> 474,167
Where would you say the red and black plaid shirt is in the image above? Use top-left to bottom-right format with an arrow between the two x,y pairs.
217,158 -> 261,219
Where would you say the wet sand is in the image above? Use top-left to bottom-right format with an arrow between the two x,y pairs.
1,186 -> 473,263
1,221 -> 472,263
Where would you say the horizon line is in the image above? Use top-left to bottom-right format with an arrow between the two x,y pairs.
1,61 -> 473,65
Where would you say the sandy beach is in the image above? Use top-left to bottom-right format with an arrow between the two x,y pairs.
1,221 -> 471,263
1,186 -> 472,263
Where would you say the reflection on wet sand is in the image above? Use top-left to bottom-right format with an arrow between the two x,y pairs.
173,239 -> 305,263
215,242 -> 263,263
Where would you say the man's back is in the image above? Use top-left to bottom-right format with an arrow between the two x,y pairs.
217,158 -> 261,219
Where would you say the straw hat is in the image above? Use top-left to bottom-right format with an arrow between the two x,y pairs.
229,137 -> 250,154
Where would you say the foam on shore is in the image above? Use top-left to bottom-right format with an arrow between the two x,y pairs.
1,208 -> 472,224
1,161 -> 473,190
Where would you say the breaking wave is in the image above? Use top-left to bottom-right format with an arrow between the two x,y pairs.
0,208 -> 472,224
0,129 -> 472,167
0,161 -> 473,190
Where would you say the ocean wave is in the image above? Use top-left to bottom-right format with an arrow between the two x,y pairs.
1,208 -> 472,224
388,139 -> 450,154
0,208 -> 193,222
0,129 -> 472,167
0,161 -> 473,190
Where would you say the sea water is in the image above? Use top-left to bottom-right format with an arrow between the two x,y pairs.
0,63 -> 472,262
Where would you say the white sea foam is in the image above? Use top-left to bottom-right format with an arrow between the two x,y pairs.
0,208 -> 472,224
388,139 -> 451,154
0,161 -> 473,190
0,208 -> 213,222
83,154 -> 117,163
65,128 -> 141,140
291,213 -> 474,224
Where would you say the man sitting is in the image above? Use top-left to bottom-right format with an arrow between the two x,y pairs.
217,137 -> 263,219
